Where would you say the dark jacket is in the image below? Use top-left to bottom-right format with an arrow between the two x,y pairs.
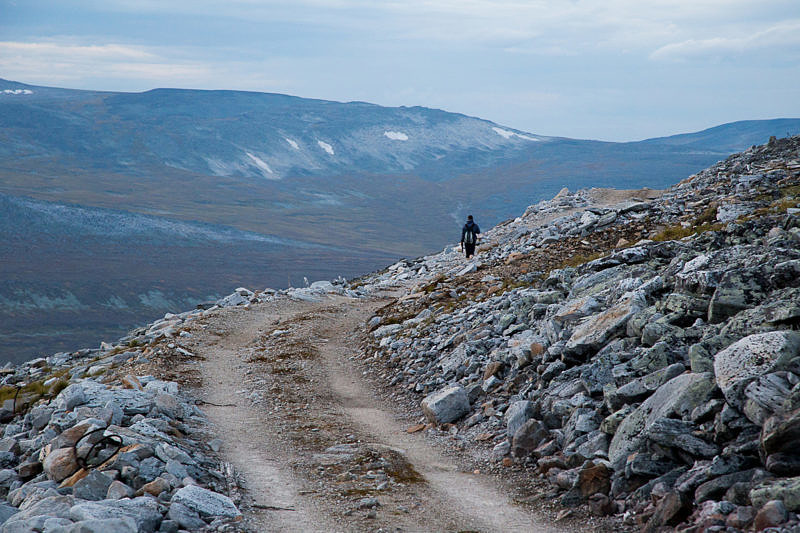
461,221 -> 480,244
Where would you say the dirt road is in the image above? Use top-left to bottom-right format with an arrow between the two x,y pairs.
185,294 -> 564,532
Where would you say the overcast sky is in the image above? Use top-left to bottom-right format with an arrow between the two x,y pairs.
1,0 -> 798,140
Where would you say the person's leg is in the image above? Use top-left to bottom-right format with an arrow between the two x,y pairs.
466,243 -> 475,258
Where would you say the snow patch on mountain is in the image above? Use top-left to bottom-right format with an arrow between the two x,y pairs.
492,126 -> 540,141
384,131 -> 409,141
317,140 -> 335,155
245,152 -> 279,179
2,89 -> 33,95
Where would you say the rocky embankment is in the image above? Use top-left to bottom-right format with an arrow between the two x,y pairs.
0,285 -> 352,533
1,135 -> 798,532
356,136 -> 800,531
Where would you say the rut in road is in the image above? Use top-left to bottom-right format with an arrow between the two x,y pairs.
189,295 -> 564,532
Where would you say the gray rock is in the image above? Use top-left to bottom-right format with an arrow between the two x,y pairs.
563,292 -> 645,360
171,485 -> 240,519
73,471 -> 113,501
420,385 -> 470,424
645,418 -> 718,458
564,408 -> 600,444
58,385 -> 87,411
511,419 -> 548,458
154,394 -> 182,419
609,372 -> 716,468
106,480 -> 134,500
65,518 -> 138,533
69,498 -> 162,533
714,331 -> 800,410
0,503 -> 17,525
504,400 -> 536,438
167,502 -> 206,530
615,363 -> 685,402
742,372 -> 793,425
3,495 -> 74,525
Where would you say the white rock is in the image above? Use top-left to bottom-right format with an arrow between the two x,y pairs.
171,485 -> 242,518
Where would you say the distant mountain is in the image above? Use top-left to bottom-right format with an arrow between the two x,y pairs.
639,119 -> 800,152
1,78 -> 799,363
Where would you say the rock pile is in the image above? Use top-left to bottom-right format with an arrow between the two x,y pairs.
0,304 -> 249,531
4,135 -> 799,532
359,136 -> 800,531
0,274 -> 359,531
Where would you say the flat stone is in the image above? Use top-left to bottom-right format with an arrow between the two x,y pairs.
69,497 -> 162,533
421,385 -> 470,424
615,363 -> 685,403
64,518 -> 138,533
645,418 -> 718,458
171,485 -> 241,519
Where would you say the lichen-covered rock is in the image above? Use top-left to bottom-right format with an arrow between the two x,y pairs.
714,331 -> 800,411
750,477 -> 800,511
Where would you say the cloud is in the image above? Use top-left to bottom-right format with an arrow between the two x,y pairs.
650,19 -> 800,60
0,40 -> 214,87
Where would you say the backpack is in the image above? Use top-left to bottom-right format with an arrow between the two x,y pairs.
464,226 -> 475,244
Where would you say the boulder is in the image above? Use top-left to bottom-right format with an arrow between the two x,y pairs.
713,331 -> 800,410
72,471 -> 113,501
645,418 -> 718,458
750,477 -> 800,511
511,419 -> 549,458
63,518 -> 138,533
504,400 -> 536,438
69,497 -> 162,532
167,502 -> 206,530
171,485 -> 241,519
753,500 -> 787,530
609,372 -> 715,469
421,385 -> 470,424
563,292 -> 645,360
43,448 -> 79,482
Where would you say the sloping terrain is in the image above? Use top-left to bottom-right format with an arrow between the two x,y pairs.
0,137 -> 799,532
2,77 -> 799,364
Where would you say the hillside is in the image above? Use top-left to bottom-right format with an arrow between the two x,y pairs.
0,136 -> 797,531
2,78 -> 800,364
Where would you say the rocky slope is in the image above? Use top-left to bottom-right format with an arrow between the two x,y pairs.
355,135 -> 800,531
0,135 -> 798,532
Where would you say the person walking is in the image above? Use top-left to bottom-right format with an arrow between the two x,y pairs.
460,215 -> 480,259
